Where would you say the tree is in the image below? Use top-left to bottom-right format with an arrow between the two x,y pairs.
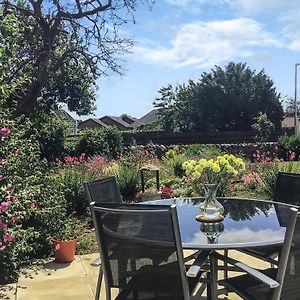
155,62 -> 284,132
0,0 -> 154,117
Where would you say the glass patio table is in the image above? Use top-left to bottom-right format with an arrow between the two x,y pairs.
145,197 -> 296,300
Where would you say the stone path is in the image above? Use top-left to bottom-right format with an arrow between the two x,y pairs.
0,251 -> 269,299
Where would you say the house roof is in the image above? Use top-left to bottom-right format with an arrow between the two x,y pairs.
52,109 -> 75,122
79,118 -> 107,126
137,109 -> 159,125
100,116 -> 134,128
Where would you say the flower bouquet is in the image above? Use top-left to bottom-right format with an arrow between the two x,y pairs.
183,154 -> 245,221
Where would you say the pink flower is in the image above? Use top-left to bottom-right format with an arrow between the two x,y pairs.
11,214 -> 18,222
11,196 -> 18,203
3,234 -> 14,242
54,242 -> 61,251
31,202 -> 38,209
0,201 -> 9,213
0,245 -> 6,251
14,149 -> 19,156
0,175 -> 4,181
0,127 -> 11,137
5,186 -> 13,194
0,222 -> 8,231
0,158 -> 6,165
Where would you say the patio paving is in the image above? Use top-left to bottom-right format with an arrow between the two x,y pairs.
0,251 -> 270,299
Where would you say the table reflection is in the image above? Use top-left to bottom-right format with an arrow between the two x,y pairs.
200,222 -> 224,244
146,198 -> 293,249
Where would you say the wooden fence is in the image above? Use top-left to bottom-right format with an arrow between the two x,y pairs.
122,130 -> 286,146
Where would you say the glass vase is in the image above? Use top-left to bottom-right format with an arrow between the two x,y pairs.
199,183 -> 224,221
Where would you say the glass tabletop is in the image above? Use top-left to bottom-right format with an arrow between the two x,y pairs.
145,198 -> 295,250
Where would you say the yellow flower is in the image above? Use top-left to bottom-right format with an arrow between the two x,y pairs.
212,163 -> 221,173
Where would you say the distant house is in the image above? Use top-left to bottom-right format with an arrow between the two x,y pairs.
132,109 -> 159,129
52,109 -> 77,135
99,116 -> 134,131
77,111 -> 159,132
77,118 -> 107,131
78,114 -> 137,131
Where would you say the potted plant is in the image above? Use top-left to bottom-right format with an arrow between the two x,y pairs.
53,219 -> 77,263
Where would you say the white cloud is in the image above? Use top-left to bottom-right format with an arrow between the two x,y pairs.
279,10 -> 300,51
134,18 -> 281,69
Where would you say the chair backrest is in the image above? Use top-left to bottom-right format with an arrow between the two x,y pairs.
273,207 -> 298,300
85,176 -> 122,204
90,202 -> 190,299
273,172 -> 300,205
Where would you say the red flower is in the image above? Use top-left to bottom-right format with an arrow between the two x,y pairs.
161,186 -> 173,199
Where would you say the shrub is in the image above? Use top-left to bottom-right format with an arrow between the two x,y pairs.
38,118 -> 68,161
251,112 -> 275,143
0,120 -> 67,283
76,126 -> 123,158
278,135 -> 300,161
108,164 -> 140,201
56,154 -> 111,215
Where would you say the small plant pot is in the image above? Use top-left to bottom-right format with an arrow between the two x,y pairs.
53,239 -> 77,263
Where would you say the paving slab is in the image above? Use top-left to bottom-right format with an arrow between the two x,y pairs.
18,256 -> 86,282
17,275 -> 93,300
0,283 -> 17,300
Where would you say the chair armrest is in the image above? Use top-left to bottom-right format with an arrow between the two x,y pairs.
215,252 -> 279,289
91,257 -> 102,267
186,250 -> 211,278
235,262 -> 279,288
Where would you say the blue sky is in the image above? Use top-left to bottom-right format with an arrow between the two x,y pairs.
79,0 -> 300,119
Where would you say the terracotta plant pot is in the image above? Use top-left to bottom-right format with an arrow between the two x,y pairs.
53,239 -> 77,263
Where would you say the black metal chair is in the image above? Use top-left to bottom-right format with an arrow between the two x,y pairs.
85,176 -> 122,205
217,207 -> 299,300
238,172 -> 300,265
90,202 -> 210,300
85,176 -> 122,299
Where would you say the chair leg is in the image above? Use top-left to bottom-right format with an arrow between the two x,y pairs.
224,249 -> 228,280
95,268 -> 103,300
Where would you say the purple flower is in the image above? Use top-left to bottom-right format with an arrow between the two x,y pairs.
0,127 -> 11,137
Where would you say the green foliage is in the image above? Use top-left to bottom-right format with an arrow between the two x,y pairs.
108,165 -> 139,200
259,161 -> 300,199
278,135 -> 300,160
251,112 -> 275,143
163,153 -> 186,177
38,118 -> 68,161
154,62 -> 284,132
76,127 -> 123,158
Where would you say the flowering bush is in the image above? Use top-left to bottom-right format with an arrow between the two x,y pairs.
55,154 -> 111,215
0,121 -> 67,283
